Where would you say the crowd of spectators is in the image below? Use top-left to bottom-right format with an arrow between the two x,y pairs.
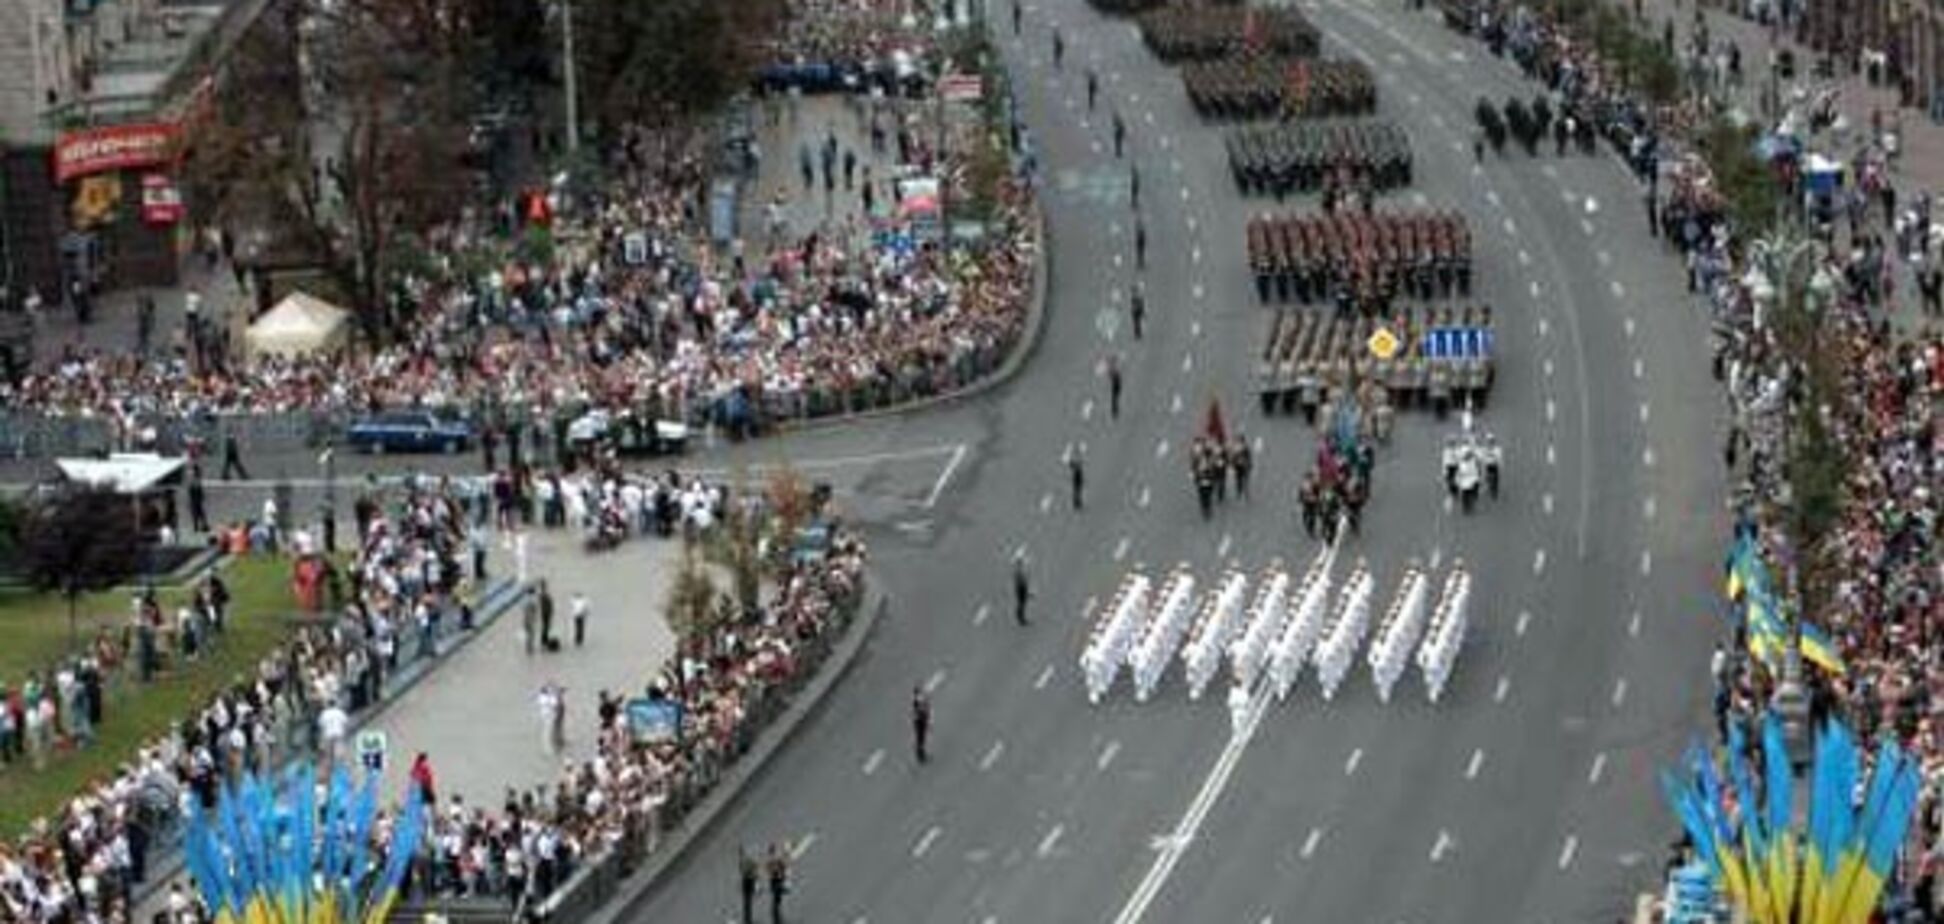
0,480 -> 486,924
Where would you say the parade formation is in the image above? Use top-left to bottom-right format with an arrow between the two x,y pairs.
1225,120 -> 1415,198
1256,304 -> 1497,420
1135,6 -> 1320,61
1183,57 -> 1380,121
1246,210 -> 1474,309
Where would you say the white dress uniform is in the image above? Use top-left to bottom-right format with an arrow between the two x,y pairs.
1419,565 -> 1471,703
1134,570 -> 1196,702
1368,568 -> 1429,703
1270,555 -> 1333,701
1184,571 -> 1251,700
1314,563 -> 1374,701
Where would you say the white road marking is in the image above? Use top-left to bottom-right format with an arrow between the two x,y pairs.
1345,748 -> 1364,776
1515,610 -> 1531,637
914,826 -> 943,858
1170,158 -> 1182,173
926,444 -> 969,508
1530,280 -> 1542,299
1545,398 -> 1556,422
1187,217 -> 1197,232
863,749 -> 886,775
1191,246 -> 1202,264
1465,748 -> 1485,780
1408,91 -> 1422,105
1588,752 -> 1607,785
1430,829 -> 1455,863
1558,835 -> 1579,870
1643,446 -> 1656,468
1546,443 -> 1557,466
1580,218 -> 1596,236
926,669 -> 948,694
1542,492 -> 1555,516
1138,486 -> 1152,508
1543,358 -> 1554,378
1178,186 -> 1188,202
1114,536 -> 1132,562
1494,674 -> 1510,703
1182,353 -> 1194,372
981,740 -> 1006,771
1113,253 -> 1124,268
1300,827 -> 1324,859
1629,611 -> 1642,637
1534,549 -> 1548,576
792,832 -> 819,860
1156,439 -> 1170,459
1035,665 -> 1056,689
1503,217 -> 1517,235
1610,280 -> 1626,299
975,604 -> 991,626
1633,358 -> 1644,379
1611,678 -> 1629,707
1485,190 -> 1501,208
1624,317 -> 1635,338
1082,399 -> 1095,421
1517,249 -> 1532,267
1430,545 -> 1443,570
1098,739 -> 1121,771
1217,533 -> 1233,558
1639,550 -> 1652,576
1539,317 -> 1550,337
1639,403 -> 1651,424
1192,283 -> 1205,300
1037,824 -> 1067,858
1145,111 -> 1156,125
1597,250 -> 1612,267
1583,196 -> 1600,214
1541,164 -> 1558,178
1171,392 -> 1184,414
1643,496 -> 1657,520
1039,493 -> 1053,515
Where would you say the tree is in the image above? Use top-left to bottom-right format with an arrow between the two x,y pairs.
18,487 -> 145,651
665,541 -> 725,653
183,0 -> 479,341
575,0 -> 785,132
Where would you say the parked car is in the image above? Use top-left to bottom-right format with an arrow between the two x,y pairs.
566,409 -> 689,456
345,411 -> 473,454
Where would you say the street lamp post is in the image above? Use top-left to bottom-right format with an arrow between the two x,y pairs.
561,0 -> 580,155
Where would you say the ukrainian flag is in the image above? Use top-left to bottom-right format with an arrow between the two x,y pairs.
1745,592 -> 1789,669
1799,622 -> 1847,676
1834,751 -> 1920,924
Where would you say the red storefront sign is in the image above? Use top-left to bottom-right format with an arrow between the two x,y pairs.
53,123 -> 181,184
140,174 -> 185,226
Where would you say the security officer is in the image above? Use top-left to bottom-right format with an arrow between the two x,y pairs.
1107,355 -> 1123,419
766,843 -> 790,924
912,686 -> 932,763
1134,218 -> 1148,270
1053,28 -> 1065,69
1229,435 -> 1253,498
1129,281 -> 1147,340
1068,444 -> 1086,510
1113,112 -> 1127,158
739,847 -> 760,924
1087,69 -> 1100,110
1013,555 -> 1032,625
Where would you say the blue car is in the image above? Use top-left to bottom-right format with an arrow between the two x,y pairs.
345,411 -> 472,455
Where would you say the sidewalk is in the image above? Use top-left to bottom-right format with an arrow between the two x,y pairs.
361,530 -> 680,803
27,250 -> 253,371
1632,0 -> 1944,194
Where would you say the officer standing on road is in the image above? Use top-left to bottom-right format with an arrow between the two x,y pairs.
187,467 -> 209,533
1230,435 -> 1253,498
1129,164 -> 1141,209
1087,69 -> 1099,110
221,431 -> 249,481
1107,354 -> 1123,419
1068,443 -> 1086,511
1013,555 -> 1032,626
912,686 -> 932,763
766,843 -> 790,924
1112,112 -> 1127,158
1012,0 -> 1021,34
739,847 -> 760,924
1129,281 -> 1147,340
1134,218 -> 1148,270
1053,28 -> 1065,69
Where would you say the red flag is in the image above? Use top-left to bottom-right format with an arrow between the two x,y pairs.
1204,399 -> 1228,445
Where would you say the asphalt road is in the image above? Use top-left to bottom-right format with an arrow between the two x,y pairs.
56,0 -> 1718,918
604,0 -> 1731,921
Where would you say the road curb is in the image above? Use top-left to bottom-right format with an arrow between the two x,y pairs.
578,582 -> 890,924
775,200 -> 1053,432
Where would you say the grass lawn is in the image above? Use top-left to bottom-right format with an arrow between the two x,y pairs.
0,555 -> 305,836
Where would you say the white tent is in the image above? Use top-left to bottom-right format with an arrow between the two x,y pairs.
246,291 -> 351,358
55,454 -> 185,494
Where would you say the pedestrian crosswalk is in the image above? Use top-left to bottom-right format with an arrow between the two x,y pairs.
1080,546 -> 1475,707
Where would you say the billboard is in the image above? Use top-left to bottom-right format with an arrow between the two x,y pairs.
53,123 -> 182,184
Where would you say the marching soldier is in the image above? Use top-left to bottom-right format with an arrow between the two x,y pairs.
766,844 -> 790,924
1209,440 -> 1230,503
1192,440 -> 1217,520
740,847 -> 760,924
1229,435 -> 1253,498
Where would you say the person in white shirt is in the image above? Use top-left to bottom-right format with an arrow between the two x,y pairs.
572,593 -> 590,648
317,704 -> 350,767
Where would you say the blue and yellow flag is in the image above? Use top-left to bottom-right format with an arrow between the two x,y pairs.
1799,622 -> 1848,676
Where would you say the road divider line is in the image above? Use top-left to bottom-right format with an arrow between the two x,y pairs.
1494,675 -> 1510,703
914,826 -> 943,859
1588,752 -> 1607,785
925,669 -> 948,694
1466,748 -> 1485,780
1558,835 -> 1579,870
863,749 -> 885,775
981,740 -> 1006,772
1038,824 -> 1067,859
1629,611 -> 1642,638
974,604 -> 991,626
1612,678 -> 1629,708
1345,748 -> 1364,776
1035,665 -> 1056,689
1300,827 -> 1324,859
1098,740 -> 1122,771
1515,611 -> 1531,637
1430,829 -> 1454,863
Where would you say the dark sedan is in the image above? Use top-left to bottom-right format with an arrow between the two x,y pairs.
345,411 -> 473,454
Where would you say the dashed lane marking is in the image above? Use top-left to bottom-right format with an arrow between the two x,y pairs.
1539,317 -> 1549,337
1114,536 -> 1132,562
1629,611 -> 1642,638
1039,493 -> 1052,515
1611,678 -> 1629,707
1546,443 -> 1556,466
1485,190 -> 1501,208
1156,439 -> 1170,459
1633,358 -> 1644,379
975,604 -> 991,626
1515,610 -> 1531,637
914,826 -> 943,859
926,669 -> 948,694
1545,398 -> 1556,423
1597,250 -> 1612,267
980,740 -> 1006,772
792,833 -> 819,860
1465,748 -> 1485,779
1542,492 -> 1554,516
1643,496 -> 1656,520
1588,752 -> 1607,785
1558,835 -> 1579,870
1639,550 -> 1652,576
1183,353 -> 1194,372
1037,824 -> 1067,859
1345,748 -> 1364,776
1580,218 -> 1596,236
1138,485 -> 1151,508
1529,280 -> 1541,299
864,749 -> 885,775
1191,246 -> 1202,264
1533,549 -> 1547,576
1082,399 -> 1095,421
1517,249 -> 1532,267
1300,827 -> 1324,859
1643,446 -> 1657,468
1430,829 -> 1454,864
1624,317 -> 1636,338
1098,740 -> 1121,771
1543,358 -> 1554,378
1218,533 -> 1233,558
1171,392 -> 1184,414
1610,280 -> 1626,299
1639,403 -> 1651,424
1192,283 -> 1205,300
1035,665 -> 1056,689
1502,217 -> 1517,235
